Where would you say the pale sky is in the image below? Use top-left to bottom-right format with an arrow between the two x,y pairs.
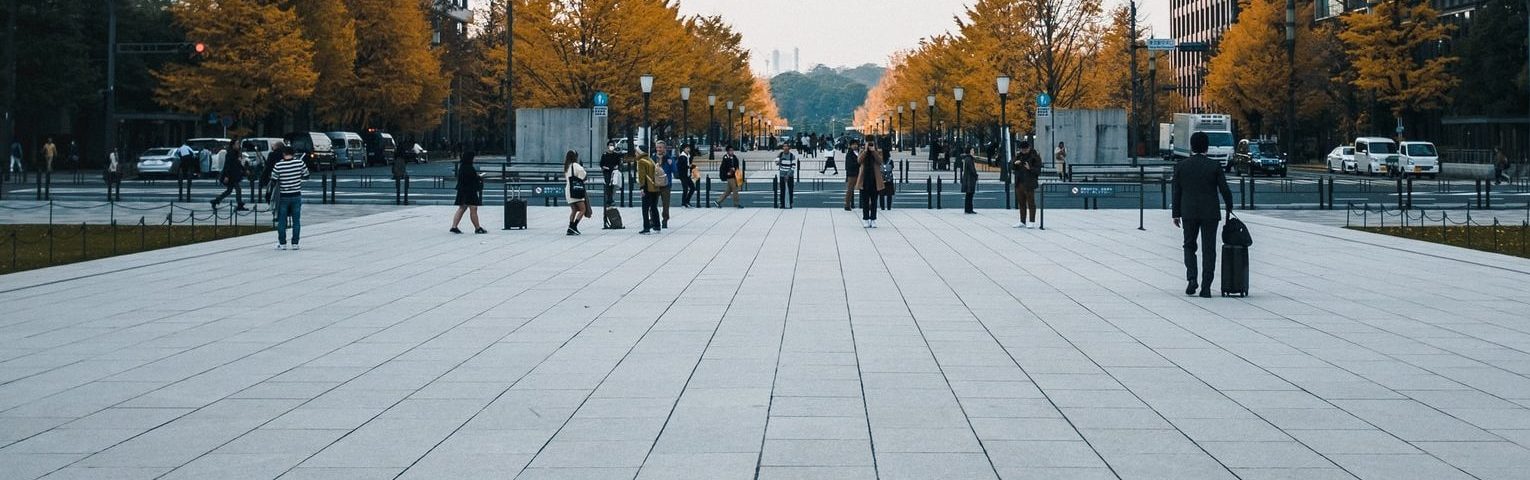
674,0 -> 1174,74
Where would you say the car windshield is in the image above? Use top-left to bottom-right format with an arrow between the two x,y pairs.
1343,147 -> 1354,155
1367,142 -> 1396,155
1206,132 -> 1234,148
1248,143 -> 1280,157
1405,144 -> 1437,156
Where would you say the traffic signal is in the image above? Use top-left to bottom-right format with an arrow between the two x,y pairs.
187,42 -> 207,59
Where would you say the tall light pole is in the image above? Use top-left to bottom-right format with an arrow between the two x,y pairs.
909,101 -> 919,155
102,0 -> 115,164
739,105 -> 747,149
897,106 -> 905,152
680,86 -> 691,148
998,75 -> 1011,201
726,100 -> 734,150
506,0 -> 514,158
707,94 -> 716,159
954,86 -> 965,153
1129,0 -> 1139,163
1284,0 -> 1296,154
640,74 -> 654,154
927,93 -> 937,162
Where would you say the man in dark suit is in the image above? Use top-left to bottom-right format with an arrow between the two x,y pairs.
1173,132 -> 1235,298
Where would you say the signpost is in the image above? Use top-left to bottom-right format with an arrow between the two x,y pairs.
1069,185 -> 1117,198
1146,38 -> 1176,51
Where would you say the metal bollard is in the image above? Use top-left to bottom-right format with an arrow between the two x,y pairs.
1248,178 -> 1256,210
705,176 -> 712,208
936,179 -> 943,209
772,176 -> 780,209
1406,177 -> 1414,210
926,177 -> 933,209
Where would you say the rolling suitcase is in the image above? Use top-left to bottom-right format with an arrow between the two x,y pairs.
603,207 -> 624,230
1220,244 -> 1249,297
504,198 -> 527,230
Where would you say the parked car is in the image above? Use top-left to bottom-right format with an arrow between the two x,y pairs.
325,132 -> 365,169
283,132 -> 338,170
1354,137 -> 1398,176
1394,141 -> 1440,179
186,137 -> 232,175
1326,145 -> 1356,174
1233,140 -> 1287,177
362,131 -> 396,167
240,137 -> 283,173
134,147 -> 178,178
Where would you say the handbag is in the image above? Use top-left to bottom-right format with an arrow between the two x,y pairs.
569,174 -> 587,199
1222,215 -> 1254,247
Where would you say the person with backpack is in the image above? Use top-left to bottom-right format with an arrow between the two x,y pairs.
1172,131 -> 1235,298
715,146 -> 742,208
677,143 -> 697,208
854,146 -> 887,228
270,146 -> 310,250
776,144 -> 797,208
637,150 -> 662,234
656,142 -> 675,228
565,150 -> 589,235
211,140 -> 247,211
450,152 -> 487,234
600,144 -> 622,206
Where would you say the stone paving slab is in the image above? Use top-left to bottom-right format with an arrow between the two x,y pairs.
2,206 -> 1530,479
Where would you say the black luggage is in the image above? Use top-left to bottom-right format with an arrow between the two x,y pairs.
603,207 -> 624,230
504,198 -> 527,230
1221,244 -> 1249,297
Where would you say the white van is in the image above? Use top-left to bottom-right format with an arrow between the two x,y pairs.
1396,141 -> 1440,178
326,132 -> 366,169
1353,137 -> 1398,176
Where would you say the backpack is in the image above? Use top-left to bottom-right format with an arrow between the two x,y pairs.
1223,215 -> 1253,247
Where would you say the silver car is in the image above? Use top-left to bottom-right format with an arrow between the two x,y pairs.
135,148 -> 178,178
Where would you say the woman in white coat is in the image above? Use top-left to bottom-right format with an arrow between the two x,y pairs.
565,150 -> 589,235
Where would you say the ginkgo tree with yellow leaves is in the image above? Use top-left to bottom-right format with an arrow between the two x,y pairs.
1339,0 -> 1459,138
1204,0 -> 1339,137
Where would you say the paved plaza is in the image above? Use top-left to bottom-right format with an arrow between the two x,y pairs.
3,206 -> 1530,479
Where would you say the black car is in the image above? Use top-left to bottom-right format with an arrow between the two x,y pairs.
1233,140 -> 1287,177
282,132 -> 338,170
362,131 -> 396,167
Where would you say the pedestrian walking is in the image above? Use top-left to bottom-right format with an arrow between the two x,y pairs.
8,140 -> 20,177
1172,132 -> 1235,298
565,150 -> 590,235
637,150 -> 662,234
776,144 -> 797,208
715,146 -> 742,208
42,137 -> 56,174
67,140 -> 79,174
678,144 -> 698,208
880,143 -> 896,209
270,147 -> 310,250
821,141 -> 838,174
601,144 -> 622,206
843,138 -> 862,211
1012,141 -> 1042,228
450,152 -> 487,234
392,140 -> 410,202
259,141 -> 284,203
211,140 -> 247,211
106,149 -> 122,201
656,142 -> 675,228
1055,141 -> 1069,181
853,147 -> 887,228
1495,147 -> 1510,185
962,148 -> 979,214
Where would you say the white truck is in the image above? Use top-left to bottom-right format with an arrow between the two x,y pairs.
1172,113 -> 1236,170
1158,123 -> 1174,158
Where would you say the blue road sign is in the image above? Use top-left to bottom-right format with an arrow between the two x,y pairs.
1069,185 -> 1115,198
531,185 -> 566,198
1037,93 -> 1052,107
594,91 -> 609,107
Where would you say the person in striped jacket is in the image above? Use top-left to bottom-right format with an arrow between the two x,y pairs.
270,147 -> 310,250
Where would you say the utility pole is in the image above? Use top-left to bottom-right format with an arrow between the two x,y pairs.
1285,0 -> 1296,158
505,0 -> 514,160
1129,0 -> 1139,164
2,0 -> 18,179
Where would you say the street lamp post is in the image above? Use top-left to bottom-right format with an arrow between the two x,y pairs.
640,74 -> 654,154
998,75 -> 1011,208
506,0 -> 514,158
954,87 -> 965,154
726,101 -> 734,150
927,94 -> 937,163
897,106 -> 905,152
739,105 -> 747,149
909,101 -> 919,155
680,87 -> 691,148
708,94 -> 717,159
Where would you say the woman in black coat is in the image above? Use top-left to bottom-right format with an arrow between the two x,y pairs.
451,152 -> 487,234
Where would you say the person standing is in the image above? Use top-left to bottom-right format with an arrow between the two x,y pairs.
843,138 -> 862,211
1055,141 -> 1069,181
67,140 -> 79,174
450,152 -> 487,234
8,140 -> 21,178
1012,141 -> 1042,228
565,150 -> 589,235
656,142 -> 675,228
42,137 -> 56,174
600,145 -> 622,206
1495,147 -> 1511,185
776,144 -> 797,208
821,140 -> 838,174
1172,132 -> 1235,298
259,141 -> 284,203
106,149 -> 123,201
270,147 -> 310,250
715,146 -> 742,208
854,147 -> 886,228
880,143 -> 896,210
677,144 -> 697,208
391,140 -> 410,203
637,150 -> 661,234
961,148 -> 979,214
211,140 -> 247,211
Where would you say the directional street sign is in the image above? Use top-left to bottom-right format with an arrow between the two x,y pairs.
593,106 -> 608,118
1146,38 -> 1176,51
593,91 -> 609,107
1037,106 -> 1052,118
1069,185 -> 1116,198
1036,92 -> 1052,108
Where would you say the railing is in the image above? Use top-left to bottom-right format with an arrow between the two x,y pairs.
0,201 -> 275,274
1345,201 -> 1530,257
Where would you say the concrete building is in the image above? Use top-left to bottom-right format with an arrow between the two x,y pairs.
1170,0 -> 1239,113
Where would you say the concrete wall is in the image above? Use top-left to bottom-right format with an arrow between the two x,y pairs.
515,109 -> 608,165
1036,109 -> 1128,167
1442,163 -> 1495,180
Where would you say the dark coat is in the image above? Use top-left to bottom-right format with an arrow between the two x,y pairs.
961,154 -> 979,192
1012,149 -> 1042,189
851,151 -> 886,192
1172,154 -> 1235,221
221,153 -> 246,183
844,149 -> 861,181
456,164 -> 483,193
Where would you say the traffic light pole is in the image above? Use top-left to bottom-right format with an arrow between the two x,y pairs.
505,0 -> 514,161
105,0 -> 116,160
